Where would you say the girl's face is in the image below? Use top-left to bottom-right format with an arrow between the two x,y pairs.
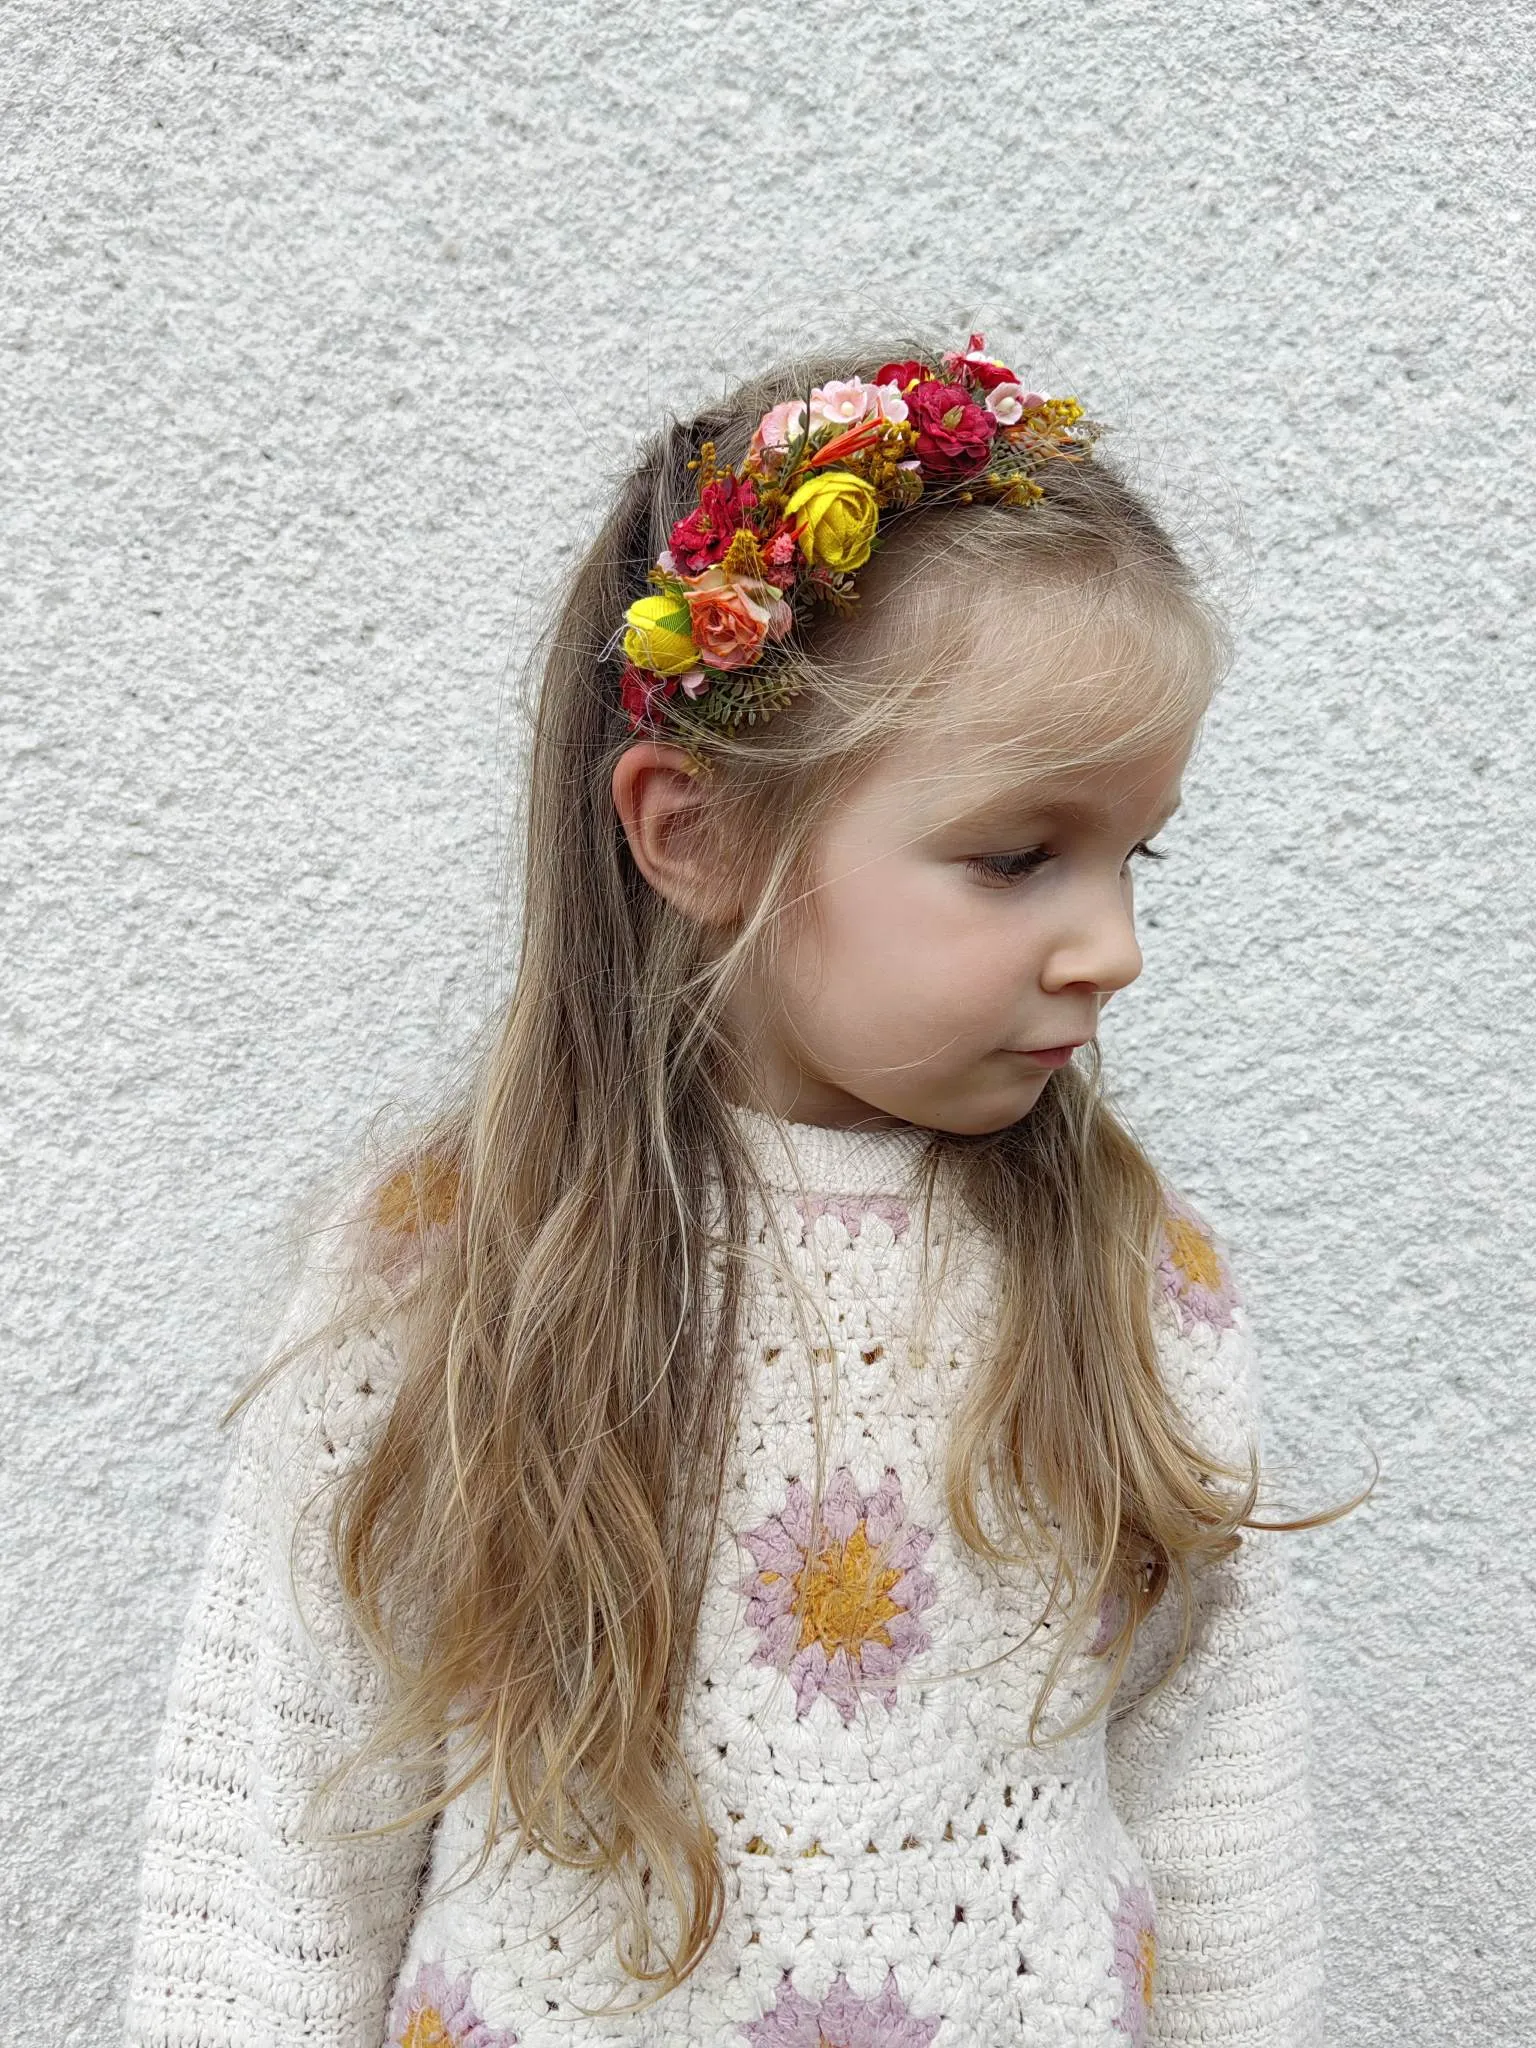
728,654 -> 1197,1134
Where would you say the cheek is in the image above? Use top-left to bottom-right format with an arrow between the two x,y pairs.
794,857 -> 1024,1029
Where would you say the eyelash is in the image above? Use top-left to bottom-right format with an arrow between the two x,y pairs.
966,841 -> 1167,885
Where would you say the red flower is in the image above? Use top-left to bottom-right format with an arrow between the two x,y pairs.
620,664 -> 678,733
942,331 -> 1021,394
905,381 -> 997,476
667,476 -> 759,577
873,357 -> 937,395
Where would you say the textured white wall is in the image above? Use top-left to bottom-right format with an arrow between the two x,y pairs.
6,3 -> 1532,2040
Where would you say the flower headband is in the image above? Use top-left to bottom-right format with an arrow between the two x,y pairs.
615,336 -> 1097,753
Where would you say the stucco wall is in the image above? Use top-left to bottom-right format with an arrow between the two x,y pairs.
5,3 -> 1532,2040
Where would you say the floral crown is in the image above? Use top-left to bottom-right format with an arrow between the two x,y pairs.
615,336 -> 1097,753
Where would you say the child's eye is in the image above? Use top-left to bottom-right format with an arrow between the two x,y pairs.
965,847 -> 1053,885
966,841 -> 1167,887
1125,840 -> 1167,868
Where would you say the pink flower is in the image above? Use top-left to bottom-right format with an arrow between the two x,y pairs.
807,377 -> 907,429
668,475 -> 760,577
740,1966 -> 942,2046
760,524 -> 800,589
683,568 -> 793,670
749,398 -> 810,456
984,381 -> 1045,427
739,1466 -> 936,1724
871,379 -> 911,423
905,380 -> 997,477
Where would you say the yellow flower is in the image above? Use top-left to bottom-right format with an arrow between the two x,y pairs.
784,470 -> 880,573
623,594 -> 697,676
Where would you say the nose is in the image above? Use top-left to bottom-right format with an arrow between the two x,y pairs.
1038,881 -> 1143,997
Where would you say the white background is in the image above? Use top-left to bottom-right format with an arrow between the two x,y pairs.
5,4 -> 1533,2040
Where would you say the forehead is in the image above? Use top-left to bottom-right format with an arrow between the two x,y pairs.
867,620 -> 1203,830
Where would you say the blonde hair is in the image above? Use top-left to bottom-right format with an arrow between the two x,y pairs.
237,342 -> 1331,2013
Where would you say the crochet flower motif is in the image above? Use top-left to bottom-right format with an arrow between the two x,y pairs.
1109,1882 -> 1157,2044
1156,1192 -> 1238,1333
740,1467 -> 936,1724
386,1960 -> 519,2048
740,1966 -> 943,2045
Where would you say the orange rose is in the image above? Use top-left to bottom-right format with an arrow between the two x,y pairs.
684,569 -> 792,671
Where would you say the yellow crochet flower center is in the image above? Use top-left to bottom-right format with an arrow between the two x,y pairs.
1167,1216 -> 1220,1293
400,2008 -> 454,2048
1137,1926 -> 1158,2008
375,1155 -> 461,1236
789,1522 -> 903,1657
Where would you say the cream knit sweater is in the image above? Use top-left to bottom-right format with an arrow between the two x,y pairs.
124,1107 -> 1322,2048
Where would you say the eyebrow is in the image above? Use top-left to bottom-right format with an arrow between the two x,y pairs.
938,790 -> 1184,837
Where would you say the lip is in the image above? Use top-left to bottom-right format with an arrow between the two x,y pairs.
1006,1041 -> 1089,1068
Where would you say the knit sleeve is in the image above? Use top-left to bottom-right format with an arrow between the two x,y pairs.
1105,1258 -> 1324,2047
123,1214 -> 440,2048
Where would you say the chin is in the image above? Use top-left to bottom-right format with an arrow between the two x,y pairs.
915,1082 -> 1052,1139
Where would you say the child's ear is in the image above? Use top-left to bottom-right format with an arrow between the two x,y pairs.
611,741 -> 743,927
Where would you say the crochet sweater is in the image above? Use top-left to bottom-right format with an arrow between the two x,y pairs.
125,1108 -> 1322,2048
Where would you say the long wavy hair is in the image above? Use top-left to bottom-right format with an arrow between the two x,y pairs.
237,341 -> 1322,2013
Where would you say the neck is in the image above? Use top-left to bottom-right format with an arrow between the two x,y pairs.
725,1100 -> 936,1198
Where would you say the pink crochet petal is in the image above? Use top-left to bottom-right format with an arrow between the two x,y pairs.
821,1646 -> 864,1724
790,1641 -> 828,1717
739,1971 -> 825,2043
861,1468 -> 905,1544
749,1574 -> 796,1622
863,1196 -> 911,1240
890,1567 -> 937,1616
881,1611 -> 932,1655
741,1965 -> 942,2046
1090,1589 -> 1128,1655
820,1467 -> 864,1541
856,1638 -> 905,1679
886,1524 -> 933,1570
779,1480 -> 814,1545
744,1520 -> 805,1575
757,1611 -> 800,1663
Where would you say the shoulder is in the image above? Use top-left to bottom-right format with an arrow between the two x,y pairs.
236,1150 -> 460,1506
1151,1185 -> 1262,1473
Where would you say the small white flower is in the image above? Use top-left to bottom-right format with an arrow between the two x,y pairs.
872,380 -> 910,424
985,382 -> 1029,426
808,378 -> 880,428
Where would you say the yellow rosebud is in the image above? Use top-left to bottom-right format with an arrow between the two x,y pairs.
622,594 -> 698,676
783,470 -> 881,574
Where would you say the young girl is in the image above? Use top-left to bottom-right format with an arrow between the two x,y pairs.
125,338 -> 1333,2047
